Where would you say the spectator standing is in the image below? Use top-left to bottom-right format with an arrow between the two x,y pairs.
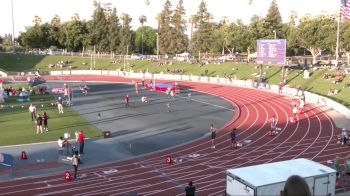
124,94 -> 129,108
210,124 -> 217,149
57,96 -> 64,114
230,128 -> 237,148
36,114 -> 43,134
72,151 -> 79,180
83,84 -> 88,96
141,79 -> 145,88
29,104 -> 36,121
135,82 -> 139,94
185,181 -> 196,196
77,130 -> 85,154
42,112 -> 49,131
58,136 -> 66,148
278,82 -> 283,94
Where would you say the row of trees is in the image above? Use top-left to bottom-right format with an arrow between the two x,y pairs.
3,0 -> 350,63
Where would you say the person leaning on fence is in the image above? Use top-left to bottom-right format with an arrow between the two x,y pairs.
280,175 -> 311,196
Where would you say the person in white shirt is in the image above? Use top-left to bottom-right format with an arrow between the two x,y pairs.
57,97 -> 64,114
292,105 -> 298,118
28,104 -> 36,121
58,137 -> 66,148
341,128 -> 349,145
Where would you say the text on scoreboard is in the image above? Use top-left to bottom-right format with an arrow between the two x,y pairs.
257,39 -> 286,64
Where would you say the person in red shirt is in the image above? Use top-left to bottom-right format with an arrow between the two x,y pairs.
278,82 -> 284,94
77,130 -> 85,154
124,94 -> 129,108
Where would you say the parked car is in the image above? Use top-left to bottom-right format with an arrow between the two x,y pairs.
218,53 -> 239,62
130,53 -> 144,60
173,52 -> 191,62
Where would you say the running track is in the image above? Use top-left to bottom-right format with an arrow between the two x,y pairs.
0,75 -> 348,195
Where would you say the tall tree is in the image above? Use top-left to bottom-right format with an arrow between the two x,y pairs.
59,14 -> 89,52
264,0 -> 283,39
49,15 -> 63,48
135,26 -> 157,54
119,13 -> 134,54
171,0 -> 188,54
106,7 -> 121,53
188,14 -> 197,50
91,1 -> 108,52
284,10 -> 299,55
191,0 -> 214,57
296,14 -> 337,64
139,15 -> 147,54
158,0 -> 173,54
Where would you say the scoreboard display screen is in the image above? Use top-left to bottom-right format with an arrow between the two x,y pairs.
257,39 -> 286,64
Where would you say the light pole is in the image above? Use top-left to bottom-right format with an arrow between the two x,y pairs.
11,0 -> 15,53
273,30 -> 277,39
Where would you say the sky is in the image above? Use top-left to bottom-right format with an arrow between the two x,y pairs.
0,0 -> 340,37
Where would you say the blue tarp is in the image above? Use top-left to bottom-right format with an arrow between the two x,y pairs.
0,153 -> 14,167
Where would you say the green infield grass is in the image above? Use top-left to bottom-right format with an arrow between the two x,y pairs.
0,85 -> 102,146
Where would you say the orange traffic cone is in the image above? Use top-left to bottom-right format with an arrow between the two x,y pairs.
21,151 -> 27,160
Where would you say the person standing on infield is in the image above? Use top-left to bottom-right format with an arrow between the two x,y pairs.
210,124 -> 217,149
28,104 -> 36,121
124,94 -> 129,108
42,112 -> 49,131
77,130 -> 85,154
72,151 -> 79,180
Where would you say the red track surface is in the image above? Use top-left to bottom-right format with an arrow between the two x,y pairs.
0,75 -> 348,195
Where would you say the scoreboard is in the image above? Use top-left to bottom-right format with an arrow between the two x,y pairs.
257,39 -> 286,65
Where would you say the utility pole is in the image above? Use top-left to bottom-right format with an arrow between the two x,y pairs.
11,0 -> 15,53
156,33 -> 159,60
93,45 -> 96,69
